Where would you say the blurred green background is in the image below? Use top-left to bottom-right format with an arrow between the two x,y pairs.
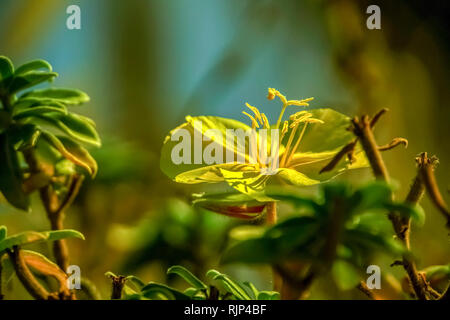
0,0 -> 449,299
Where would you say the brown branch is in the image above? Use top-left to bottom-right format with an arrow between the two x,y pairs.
369,108 -> 389,128
378,138 -> 408,151
7,247 -> 51,300
357,281 -> 377,300
351,115 -> 390,181
420,156 -> 450,228
23,148 -> 84,277
349,110 -> 431,300
319,139 -> 357,174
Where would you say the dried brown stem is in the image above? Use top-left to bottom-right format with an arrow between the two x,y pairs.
349,110 -> 431,300
319,139 -> 357,174
378,138 -> 408,151
357,281 -> 377,300
107,274 -> 127,299
420,157 -> 450,228
351,115 -> 390,181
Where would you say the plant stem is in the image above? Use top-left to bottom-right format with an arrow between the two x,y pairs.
22,148 -> 83,275
357,281 -> 377,300
109,275 -> 127,299
7,246 -> 50,300
351,114 -> 429,300
351,116 -> 389,181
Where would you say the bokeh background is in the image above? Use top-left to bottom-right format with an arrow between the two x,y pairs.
1,0 -> 449,299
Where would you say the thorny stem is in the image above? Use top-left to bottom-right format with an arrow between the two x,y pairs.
349,111 -> 434,300
351,115 -> 390,181
7,246 -> 50,300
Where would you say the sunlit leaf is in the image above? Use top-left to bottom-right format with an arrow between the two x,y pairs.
206,269 -> 251,300
0,229 -> 84,253
9,72 -> 58,94
13,106 -> 68,120
14,60 -> 52,76
21,250 -> 68,290
41,132 -> 98,176
141,282 -> 190,300
21,88 -> 90,105
167,265 -> 207,290
30,112 -> 101,146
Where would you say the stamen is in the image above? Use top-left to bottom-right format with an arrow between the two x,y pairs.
285,122 -> 308,167
242,111 -> 259,129
281,121 -> 289,139
245,103 -> 263,125
286,97 -> 314,107
285,118 -> 324,166
261,113 -> 270,129
280,121 -> 300,167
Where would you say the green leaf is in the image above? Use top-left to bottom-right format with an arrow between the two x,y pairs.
41,132 -> 98,176
0,226 -> 7,241
9,72 -> 58,94
21,250 -> 68,290
257,291 -> 280,300
14,59 -> 52,75
141,282 -> 190,300
276,168 -> 320,186
343,228 -> 405,256
206,269 -> 251,300
31,112 -> 101,146
13,106 -> 68,120
0,56 -> 14,89
0,133 -> 30,211
332,260 -> 361,291
21,88 -> 90,105
1,253 -> 15,291
167,265 -> 207,290
243,281 -> 259,299
423,264 -> 450,280
14,97 -> 68,111
0,229 -> 84,253
124,275 -> 146,291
